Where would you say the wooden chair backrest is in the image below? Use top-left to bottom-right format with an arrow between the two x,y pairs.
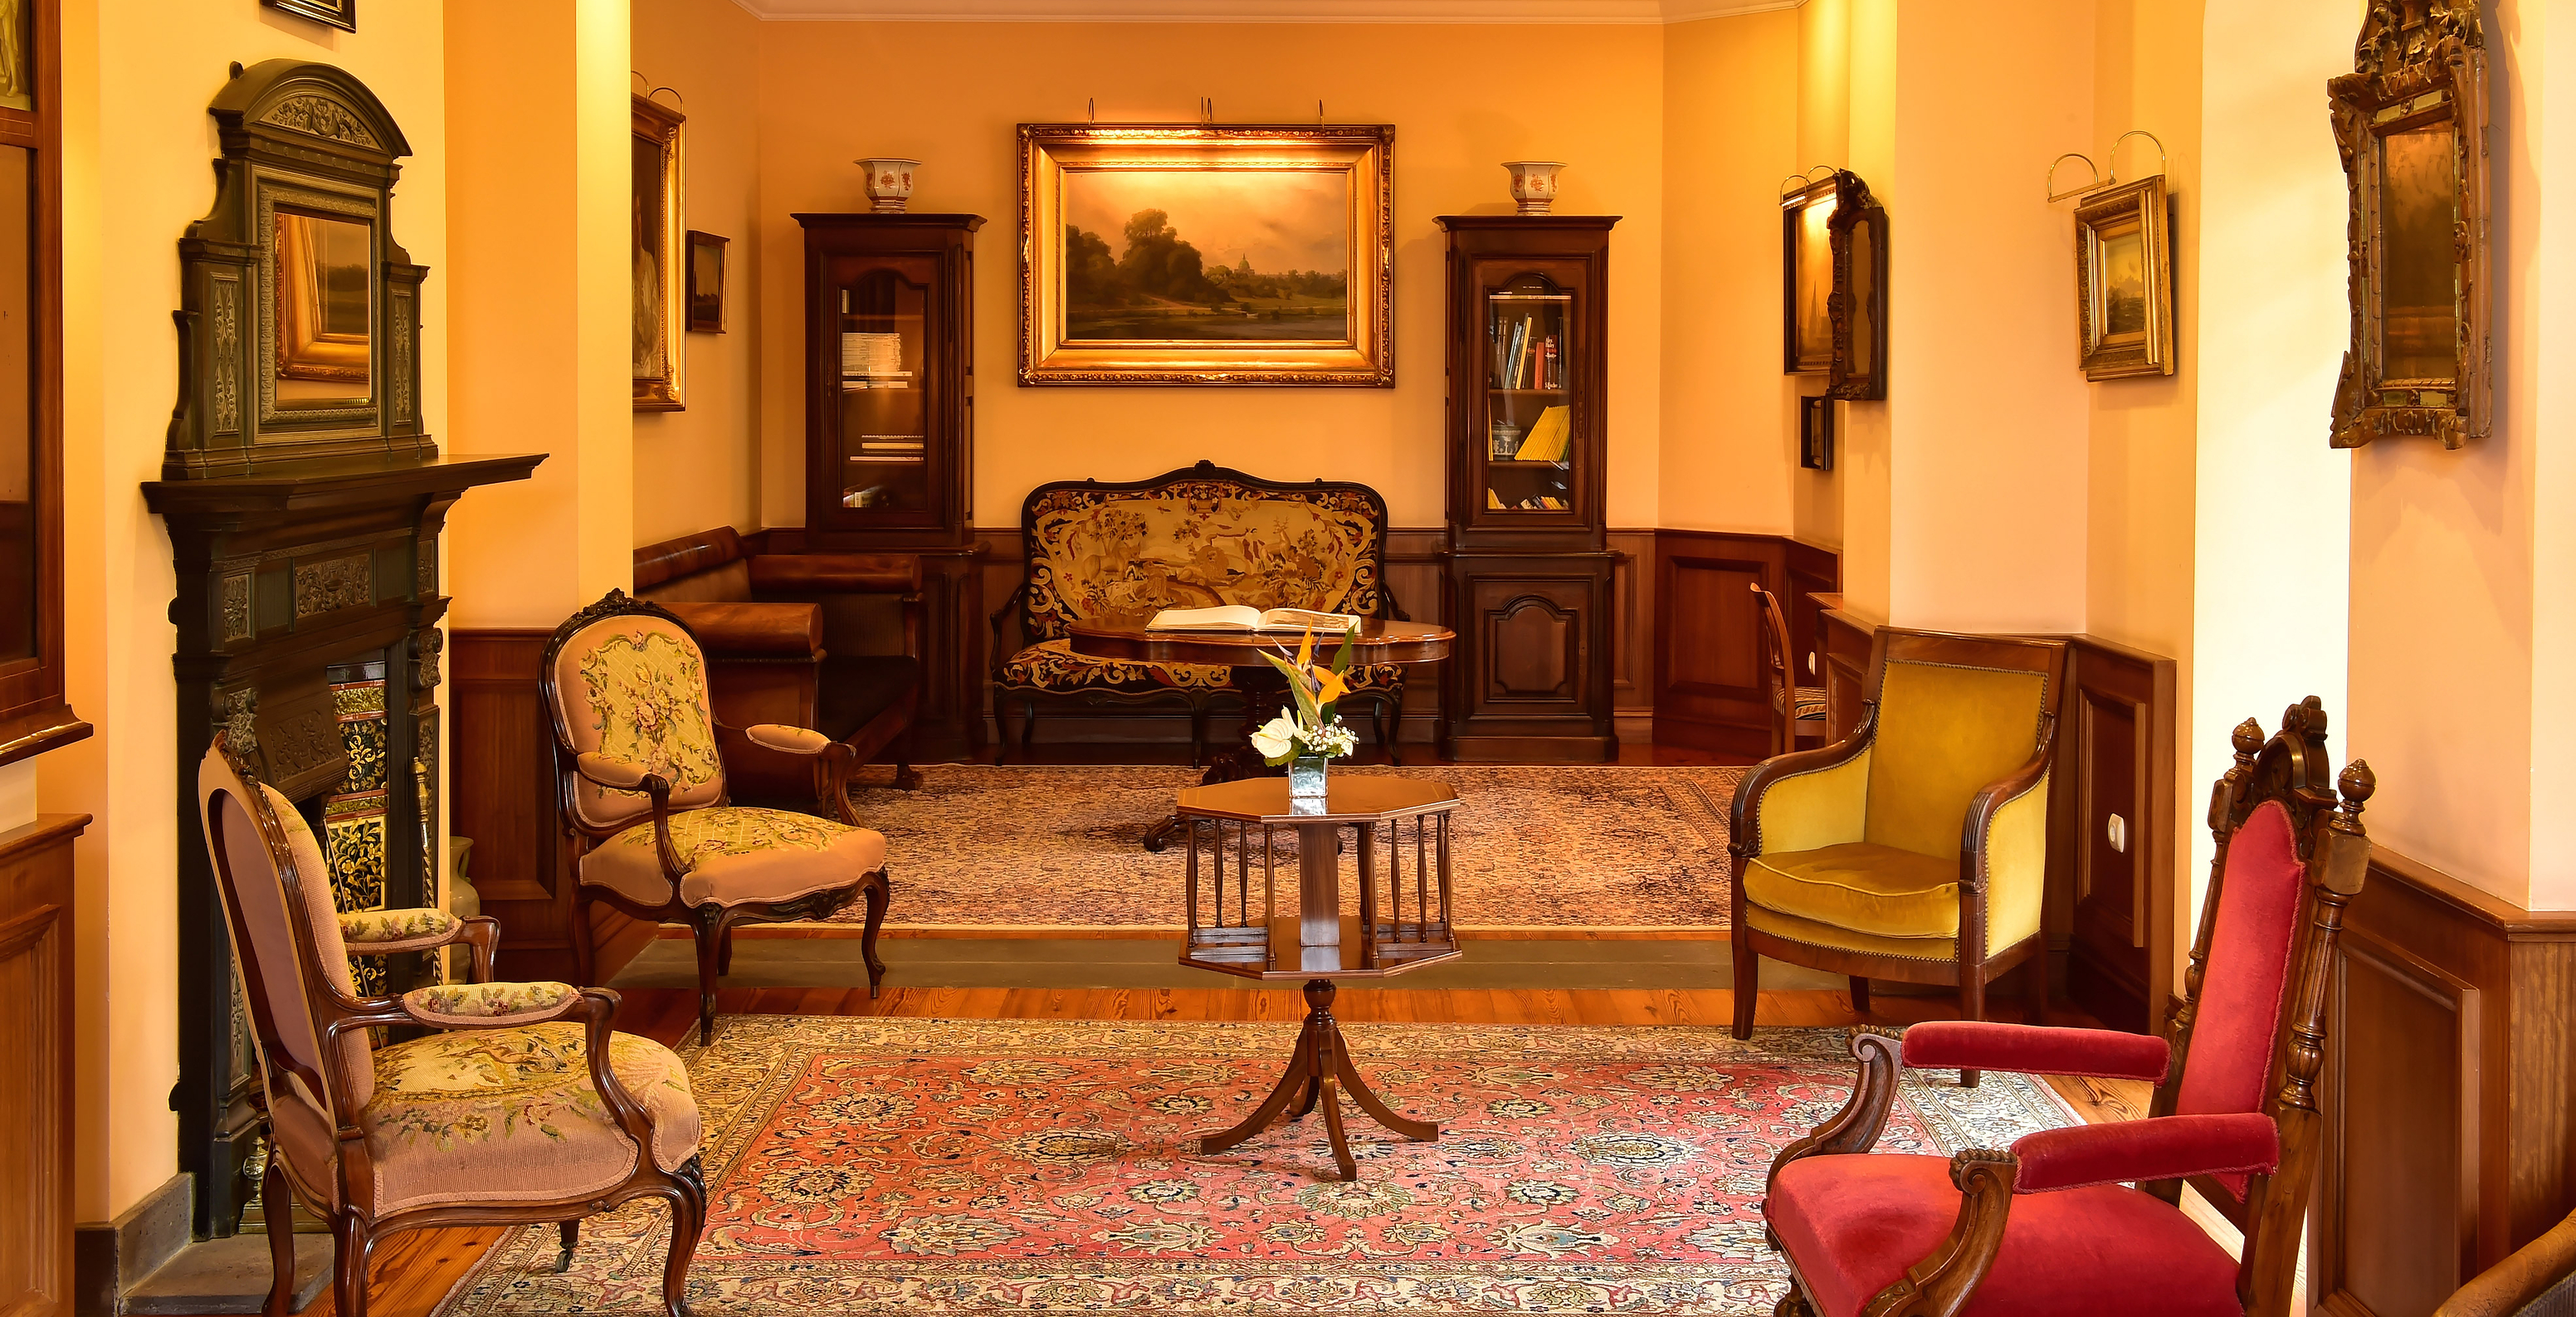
2151,696 -> 2374,1315
1750,583 -> 1793,755
539,589 -> 732,837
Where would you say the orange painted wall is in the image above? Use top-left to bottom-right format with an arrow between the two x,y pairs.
52,0 -> 451,1222
632,0 -> 764,545
1657,10 -> 1800,536
747,20 -> 1669,531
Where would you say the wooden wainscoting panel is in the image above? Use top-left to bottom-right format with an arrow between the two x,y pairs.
449,630 -> 572,978
2319,925 -> 2478,1317
2053,637 -> 2177,1034
1608,529 -> 1655,744
1649,532 -> 1837,758
0,816 -> 87,1317
2315,847 -> 2576,1311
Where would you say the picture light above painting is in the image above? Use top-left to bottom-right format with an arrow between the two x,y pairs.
1018,122 -> 1395,386
2328,0 -> 2491,450
1779,167 -> 1886,402
2047,134 -> 2177,382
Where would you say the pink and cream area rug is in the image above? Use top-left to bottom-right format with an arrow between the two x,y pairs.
432,1017 -> 2073,1317
827,763 -> 1747,933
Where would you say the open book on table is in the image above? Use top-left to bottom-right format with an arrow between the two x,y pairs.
1145,605 -> 1363,633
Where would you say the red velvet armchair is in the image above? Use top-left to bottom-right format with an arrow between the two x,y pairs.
1763,698 -> 2375,1317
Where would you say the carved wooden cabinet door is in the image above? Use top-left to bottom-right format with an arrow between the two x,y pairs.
0,817 -> 86,1317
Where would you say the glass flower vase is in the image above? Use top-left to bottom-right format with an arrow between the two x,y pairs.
1288,753 -> 1329,811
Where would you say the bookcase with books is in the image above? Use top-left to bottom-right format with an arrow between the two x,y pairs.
790,212 -> 985,758
1435,215 -> 1618,763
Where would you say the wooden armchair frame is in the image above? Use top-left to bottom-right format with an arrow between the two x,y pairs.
200,737 -> 704,1317
544,589 -> 890,1046
1730,627 -> 2068,1072
1751,581 -> 1824,758
1764,699 -> 2375,1317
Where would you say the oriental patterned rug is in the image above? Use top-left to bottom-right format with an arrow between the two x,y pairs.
432,1017 -> 2075,1317
823,763 -> 1746,933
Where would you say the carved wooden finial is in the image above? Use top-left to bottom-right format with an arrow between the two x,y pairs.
2232,718 -> 2264,758
2339,758 -> 2376,812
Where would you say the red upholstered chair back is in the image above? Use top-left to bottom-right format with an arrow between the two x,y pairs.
2151,697 -> 2375,1309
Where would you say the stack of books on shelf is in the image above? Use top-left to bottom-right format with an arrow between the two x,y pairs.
1487,490 -> 1570,511
1512,406 -> 1572,463
851,437 -> 926,463
841,331 -> 912,389
1492,316 -> 1563,391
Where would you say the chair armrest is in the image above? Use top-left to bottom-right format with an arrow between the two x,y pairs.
1902,1021 -> 2170,1081
660,600 -> 823,660
2009,1113 -> 2278,1194
1730,710 -> 1876,858
574,750 -> 663,793
744,723 -> 832,755
1960,715 -> 2056,890
2438,1207 -> 2576,1317
749,553 -> 920,594
339,907 -> 463,953
397,980 -> 585,1029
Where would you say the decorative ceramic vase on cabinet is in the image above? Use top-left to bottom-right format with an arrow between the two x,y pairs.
856,158 -> 921,212
1502,161 -> 1567,215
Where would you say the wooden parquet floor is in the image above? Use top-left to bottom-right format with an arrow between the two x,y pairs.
194,979 -> 2149,1317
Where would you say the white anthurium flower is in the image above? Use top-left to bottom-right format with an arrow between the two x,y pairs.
1251,711 -> 1299,763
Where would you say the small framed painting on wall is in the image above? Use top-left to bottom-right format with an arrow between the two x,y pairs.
685,231 -> 727,334
1800,395 -> 1834,471
2072,176 -> 2174,380
264,0 -> 355,32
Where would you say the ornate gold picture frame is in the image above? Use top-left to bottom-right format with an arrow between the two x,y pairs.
2328,0 -> 2490,449
2072,175 -> 2174,380
1019,123 -> 1394,386
632,93 -> 685,412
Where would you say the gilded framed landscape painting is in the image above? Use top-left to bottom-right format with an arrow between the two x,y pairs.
2071,175 -> 2174,380
1019,123 -> 1394,386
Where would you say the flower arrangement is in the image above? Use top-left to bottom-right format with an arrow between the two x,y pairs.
1250,624 -> 1361,766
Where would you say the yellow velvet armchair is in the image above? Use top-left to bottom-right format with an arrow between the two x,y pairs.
1728,627 -> 2066,1076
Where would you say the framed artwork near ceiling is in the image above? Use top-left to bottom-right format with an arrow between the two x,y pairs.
1799,395 -> 1834,471
685,230 -> 726,334
1779,168 -> 1886,401
633,93 -> 685,411
2071,175 -> 2174,380
2327,0 -> 2490,449
262,0 -> 355,32
1018,122 -> 1395,385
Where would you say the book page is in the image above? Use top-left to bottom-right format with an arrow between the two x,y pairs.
1147,604 -> 1263,631
1255,608 -> 1363,632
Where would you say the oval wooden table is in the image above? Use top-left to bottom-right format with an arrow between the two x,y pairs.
1067,619 -> 1455,851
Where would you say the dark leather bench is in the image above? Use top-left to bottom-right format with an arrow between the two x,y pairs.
633,527 -> 923,802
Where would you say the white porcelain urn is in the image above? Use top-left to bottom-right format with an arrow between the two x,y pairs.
1502,160 -> 1568,215
856,158 -> 922,213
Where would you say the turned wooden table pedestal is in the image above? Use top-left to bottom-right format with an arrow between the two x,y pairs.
1173,776 -> 1461,1181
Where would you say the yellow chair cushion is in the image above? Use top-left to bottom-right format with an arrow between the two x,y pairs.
1741,841 -> 1961,940
1862,659 -> 2048,861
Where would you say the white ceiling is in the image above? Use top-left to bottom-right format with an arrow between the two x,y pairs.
728,0 -> 1798,23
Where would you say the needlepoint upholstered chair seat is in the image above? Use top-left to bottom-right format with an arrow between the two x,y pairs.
1730,627 -> 2068,1063
544,590 -> 892,1045
196,739 -> 705,1317
1761,700 -> 2374,1317
993,461 -> 1411,764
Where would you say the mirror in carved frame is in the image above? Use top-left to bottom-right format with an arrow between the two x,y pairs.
167,60 -> 427,480
1779,168 -> 1887,402
2329,0 -> 2490,450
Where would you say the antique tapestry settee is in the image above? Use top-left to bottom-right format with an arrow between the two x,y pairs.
993,461 -> 1409,763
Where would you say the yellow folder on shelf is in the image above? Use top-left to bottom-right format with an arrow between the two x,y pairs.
1516,406 -> 1572,463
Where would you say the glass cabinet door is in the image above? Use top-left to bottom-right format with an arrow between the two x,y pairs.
1480,272 -> 1578,517
833,262 -> 935,524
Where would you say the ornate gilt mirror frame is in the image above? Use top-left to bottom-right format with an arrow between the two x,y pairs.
632,93 -> 686,412
168,60 -> 427,478
1780,169 -> 1887,401
2329,0 -> 2490,450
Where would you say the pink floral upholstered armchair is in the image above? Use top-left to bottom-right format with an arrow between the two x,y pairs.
197,737 -> 705,1317
544,589 -> 893,1045
1761,699 -> 2374,1317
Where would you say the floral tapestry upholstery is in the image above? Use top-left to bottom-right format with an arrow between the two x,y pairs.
549,615 -> 728,832
581,805 -> 887,909
339,907 -> 461,952
402,981 -> 578,1027
1020,478 -> 1387,640
997,637 -> 1404,698
358,1022 -> 700,1212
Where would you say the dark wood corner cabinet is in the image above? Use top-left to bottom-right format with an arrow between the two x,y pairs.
1435,215 -> 1618,763
784,212 -> 985,760
144,60 -> 538,1238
